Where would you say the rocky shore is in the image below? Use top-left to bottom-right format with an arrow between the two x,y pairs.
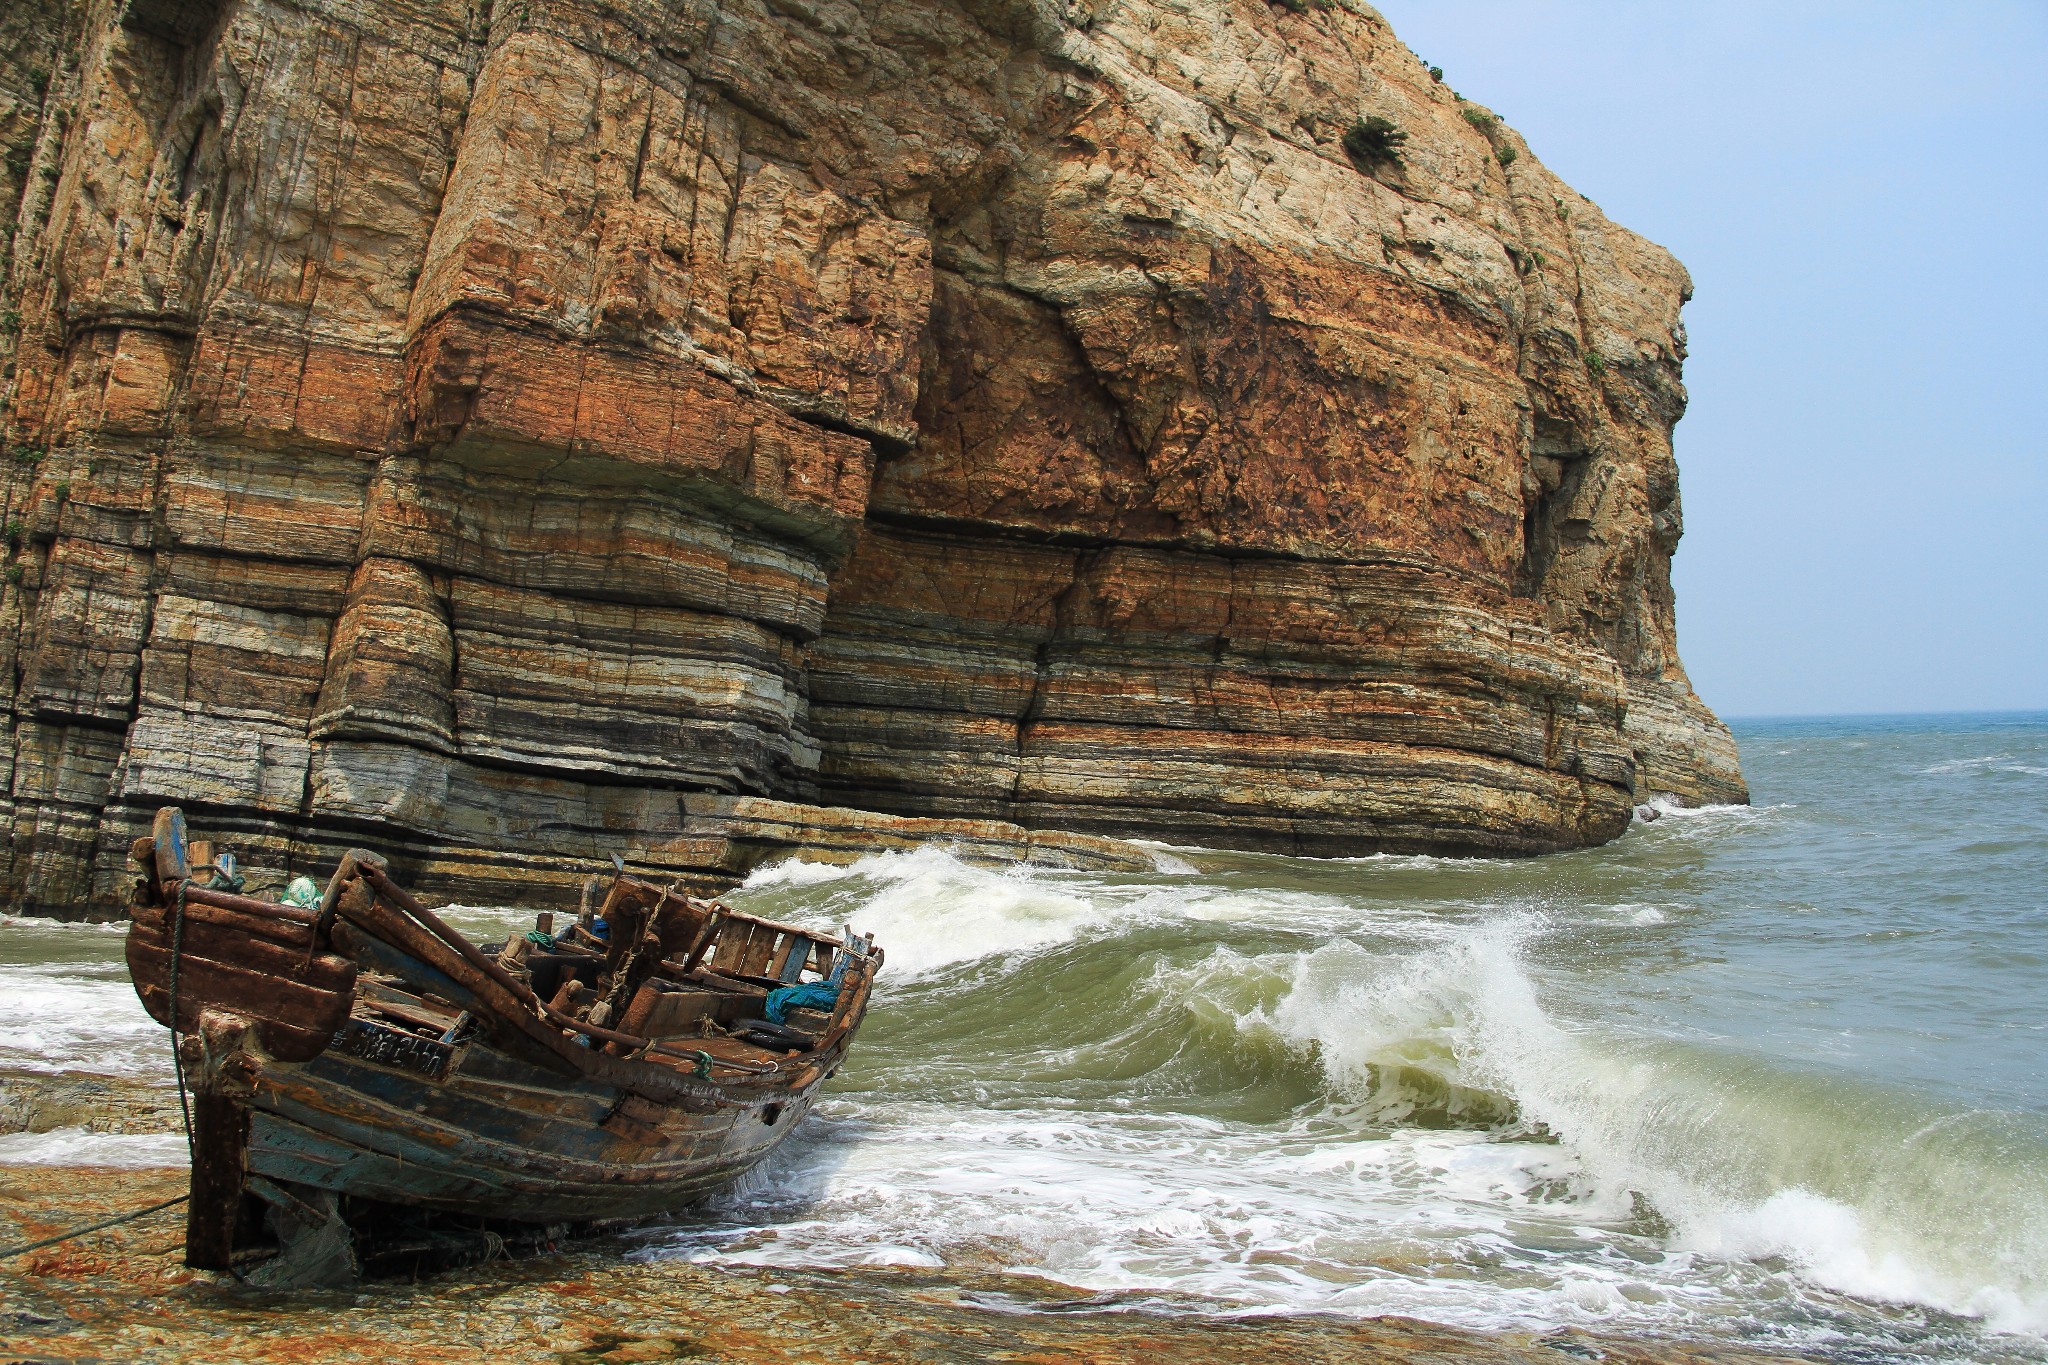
1,1161 -> 1807,1365
0,0 -> 1742,917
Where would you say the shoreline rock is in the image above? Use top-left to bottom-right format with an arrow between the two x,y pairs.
0,1162 -> 1812,1365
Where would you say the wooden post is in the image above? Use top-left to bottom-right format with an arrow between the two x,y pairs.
184,1091 -> 249,1271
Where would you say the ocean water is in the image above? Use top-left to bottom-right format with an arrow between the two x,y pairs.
5,712 -> 2044,1362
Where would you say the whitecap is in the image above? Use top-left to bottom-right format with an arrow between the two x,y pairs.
740,857 -> 861,890
0,914 -> 126,934
0,1127 -> 187,1168
1921,754 -> 2013,775
0,964 -> 167,1077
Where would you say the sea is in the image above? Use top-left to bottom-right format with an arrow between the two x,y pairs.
4,712 -> 2044,1363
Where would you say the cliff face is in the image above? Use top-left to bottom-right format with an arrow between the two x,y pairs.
0,0 -> 1743,913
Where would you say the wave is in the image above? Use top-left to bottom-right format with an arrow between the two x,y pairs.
0,914 -> 126,934
0,963 -> 167,1078
0,1128 -> 187,1168
734,845 -> 1121,977
710,852 -> 2048,1346
739,857 -> 864,890
1920,754 -> 2048,778
1632,796 -> 1794,828
727,846 -> 1424,980
1248,920 -> 2048,1336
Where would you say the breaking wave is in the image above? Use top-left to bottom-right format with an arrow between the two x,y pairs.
672,847 -> 2048,1356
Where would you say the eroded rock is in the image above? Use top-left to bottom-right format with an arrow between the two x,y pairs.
0,0 -> 1742,914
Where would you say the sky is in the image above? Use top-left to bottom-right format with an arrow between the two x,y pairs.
1379,1 -> 2047,718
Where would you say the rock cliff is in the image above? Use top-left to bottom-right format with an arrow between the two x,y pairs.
0,0 -> 1743,914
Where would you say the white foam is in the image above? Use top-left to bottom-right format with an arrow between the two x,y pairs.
740,858 -> 861,890
0,914 -> 126,934
660,1099 -> 1665,1331
0,1127 -> 187,1168
815,848 -> 1108,976
1920,754 -> 2048,779
0,964 -> 167,1078
1634,796 -> 1792,824
1683,1188 -> 2048,1335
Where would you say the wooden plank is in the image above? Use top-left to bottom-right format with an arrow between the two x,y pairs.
771,936 -> 808,983
127,939 -> 355,1053
178,883 -> 320,925
128,916 -> 352,990
131,896 -> 316,953
740,927 -> 779,979
710,921 -> 751,974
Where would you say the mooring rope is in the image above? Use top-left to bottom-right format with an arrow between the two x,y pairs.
0,1194 -> 190,1261
167,878 -> 197,1168
0,876 -> 208,1263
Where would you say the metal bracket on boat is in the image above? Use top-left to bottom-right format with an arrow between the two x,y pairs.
642,1040 -> 778,1077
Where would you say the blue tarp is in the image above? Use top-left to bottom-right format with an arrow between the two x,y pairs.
765,981 -> 841,1024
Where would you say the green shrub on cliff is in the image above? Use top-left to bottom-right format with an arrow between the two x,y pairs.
1344,117 -> 1407,169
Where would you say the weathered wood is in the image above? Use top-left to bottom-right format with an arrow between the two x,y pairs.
709,920 -> 750,975
679,906 -> 725,975
152,807 -> 190,888
130,916 -> 354,991
357,865 -> 543,1012
127,939 -> 355,1061
131,897 -> 321,955
768,934 -> 800,982
184,1092 -> 249,1271
740,926 -> 779,979
826,949 -> 880,1043
333,876 -> 690,1091
177,882 -> 321,926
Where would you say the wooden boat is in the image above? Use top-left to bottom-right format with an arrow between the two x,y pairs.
121,806 -> 881,1283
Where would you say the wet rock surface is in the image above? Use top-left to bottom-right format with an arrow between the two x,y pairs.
0,0 -> 1743,915
0,1163 -> 1811,1365
0,1070 -> 183,1138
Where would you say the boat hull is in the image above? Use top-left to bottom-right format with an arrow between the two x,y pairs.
119,808 -> 878,1271
238,1042 -> 820,1225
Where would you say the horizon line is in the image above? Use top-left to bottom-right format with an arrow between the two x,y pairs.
1721,706 -> 2048,723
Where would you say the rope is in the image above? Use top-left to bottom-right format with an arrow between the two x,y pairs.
160,876 -> 249,1283
0,1195 -> 190,1261
167,879 -> 196,1168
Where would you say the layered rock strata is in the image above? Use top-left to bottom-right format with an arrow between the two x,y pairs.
0,0 -> 1741,914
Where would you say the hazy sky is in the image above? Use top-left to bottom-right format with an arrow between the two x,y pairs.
1378,2 -> 2047,718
